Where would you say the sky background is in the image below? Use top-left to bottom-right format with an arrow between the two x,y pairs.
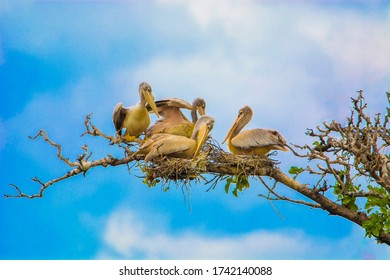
1,0 -> 390,260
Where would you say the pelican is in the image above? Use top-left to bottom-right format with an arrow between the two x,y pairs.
223,106 -> 288,156
146,97 -> 206,138
138,115 -> 214,161
112,82 -> 160,142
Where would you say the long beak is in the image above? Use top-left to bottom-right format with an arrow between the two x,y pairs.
193,123 -> 211,159
222,115 -> 241,144
197,106 -> 206,117
143,90 -> 160,118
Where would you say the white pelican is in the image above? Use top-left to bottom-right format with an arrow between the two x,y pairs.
223,106 -> 288,156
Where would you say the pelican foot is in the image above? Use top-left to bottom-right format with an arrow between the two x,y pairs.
122,135 -> 137,142
111,137 -> 122,145
122,135 -> 144,144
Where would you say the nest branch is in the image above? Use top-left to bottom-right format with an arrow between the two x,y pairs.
141,138 -> 277,187
4,90 -> 390,245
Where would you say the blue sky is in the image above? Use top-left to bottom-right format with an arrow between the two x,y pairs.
1,0 -> 390,259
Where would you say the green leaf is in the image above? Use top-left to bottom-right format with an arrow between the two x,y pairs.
338,170 -> 346,176
288,166 -> 304,175
342,196 -> 351,205
373,226 -> 380,237
288,166 -> 304,179
142,176 -> 160,188
240,176 -> 250,188
237,175 -> 250,191
225,177 -> 233,194
225,175 -> 250,197
232,188 -> 239,197
333,184 -> 341,195
341,196 -> 358,211
313,141 -> 321,147
349,203 -> 358,212
362,220 -> 374,237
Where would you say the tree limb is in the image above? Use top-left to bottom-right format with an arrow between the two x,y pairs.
4,91 -> 390,246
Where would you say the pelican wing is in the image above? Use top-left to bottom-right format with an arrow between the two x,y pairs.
231,129 -> 287,149
159,98 -> 192,109
140,134 -> 195,161
155,135 -> 193,154
146,99 -> 192,137
146,122 -> 193,138
138,133 -> 166,152
112,102 -> 129,135
154,106 -> 190,121
146,98 -> 191,115
153,98 -> 192,110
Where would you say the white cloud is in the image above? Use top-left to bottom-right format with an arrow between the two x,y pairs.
177,0 -> 258,35
158,0 -> 390,90
148,0 -> 390,151
298,7 -> 390,83
5,0 -> 389,169
98,208 -> 390,259
5,1 -> 389,140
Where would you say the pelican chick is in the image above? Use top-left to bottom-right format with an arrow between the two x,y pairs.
223,106 -> 288,156
146,97 -> 206,138
138,115 -> 214,161
113,82 -> 160,142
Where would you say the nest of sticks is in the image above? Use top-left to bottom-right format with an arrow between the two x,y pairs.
141,137 -> 277,186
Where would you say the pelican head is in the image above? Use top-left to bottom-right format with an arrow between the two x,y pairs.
139,82 -> 160,118
222,106 -> 253,144
191,115 -> 215,159
191,98 -> 206,122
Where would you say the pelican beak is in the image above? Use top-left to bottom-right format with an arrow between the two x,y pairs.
197,105 -> 206,117
222,114 -> 241,144
142,89 -> 160,118
193,120 -> 213,159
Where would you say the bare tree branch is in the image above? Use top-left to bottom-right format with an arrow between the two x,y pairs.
4,90 -> 390,245
257,176 -> 322,208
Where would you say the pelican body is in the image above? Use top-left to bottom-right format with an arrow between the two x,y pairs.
113,82 -> 160,141
138,115 -> 214,162
146,98 -> 206,138
223,106 -> 288,156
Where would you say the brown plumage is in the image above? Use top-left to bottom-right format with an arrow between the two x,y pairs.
138,115 -> 214,161
146,97 -> 206,138
223,106 -> 288,156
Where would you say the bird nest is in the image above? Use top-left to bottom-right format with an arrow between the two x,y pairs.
140,137 -> 277,187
